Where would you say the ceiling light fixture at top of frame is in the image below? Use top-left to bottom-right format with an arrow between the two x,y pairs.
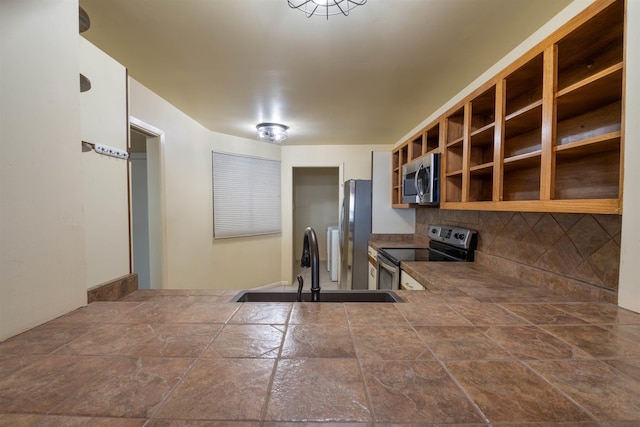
287,0 -> 367,19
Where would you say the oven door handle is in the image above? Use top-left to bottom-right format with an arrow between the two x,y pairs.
376,256 -> 397,273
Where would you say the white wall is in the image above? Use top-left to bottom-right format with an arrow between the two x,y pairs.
281,144 -> 386,284
371,151 -> 415,234
129,79 -> 283,290
79,38 -> 130,288
0,0 -> 86,340
618,0 -> 640,313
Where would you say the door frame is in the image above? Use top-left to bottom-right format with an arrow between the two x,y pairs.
129,116 -> 167,289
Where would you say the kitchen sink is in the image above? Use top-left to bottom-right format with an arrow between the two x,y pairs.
230,290 -> 403,303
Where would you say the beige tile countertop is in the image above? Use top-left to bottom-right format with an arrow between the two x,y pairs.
0,285 -> 639,426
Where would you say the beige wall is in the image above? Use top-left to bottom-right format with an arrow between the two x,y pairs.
618,0 -> 640,313
79,38 -> 130,288
0,0 -> 86,340
281,145 -> 381,284
292,168 -> 340,263
129,79 -> 283,290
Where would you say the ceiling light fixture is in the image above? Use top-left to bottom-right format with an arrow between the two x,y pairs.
287,0 -> 367,19
256,123 -> 289,143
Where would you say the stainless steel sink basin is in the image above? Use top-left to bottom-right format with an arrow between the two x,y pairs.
230,290 -> 403,303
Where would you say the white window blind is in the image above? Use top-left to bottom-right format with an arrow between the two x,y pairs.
212,151 -> 281,238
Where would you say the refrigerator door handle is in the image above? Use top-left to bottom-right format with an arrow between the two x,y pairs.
339,199 -> 344,258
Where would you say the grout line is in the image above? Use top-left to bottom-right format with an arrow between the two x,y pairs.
145,310 -> 230,421
346,304 -> 377,425
395,304 -> 493,426
520,359 -> 605,426
257,302 -> 293,424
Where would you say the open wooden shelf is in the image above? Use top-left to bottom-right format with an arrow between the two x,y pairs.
391,118 -> 442,206
395,0 -> 624,214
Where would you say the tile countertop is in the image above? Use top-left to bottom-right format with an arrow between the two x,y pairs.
1,287 -> 640,426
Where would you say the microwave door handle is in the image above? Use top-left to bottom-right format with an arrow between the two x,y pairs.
415,164 -> 424,197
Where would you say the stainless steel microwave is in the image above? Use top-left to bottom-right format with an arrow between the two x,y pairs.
401,153 -> 440,205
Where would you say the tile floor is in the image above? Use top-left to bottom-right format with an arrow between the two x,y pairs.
0,266 -> 639,426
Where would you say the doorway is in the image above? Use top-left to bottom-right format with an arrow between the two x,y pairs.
129,117 -> 165,289
292,167 -> 340,290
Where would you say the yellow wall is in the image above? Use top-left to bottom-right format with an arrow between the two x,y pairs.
129,79 -> 283,290
0,0 -> 86,340
280,144 -> 386,285
79,38 -> 130,288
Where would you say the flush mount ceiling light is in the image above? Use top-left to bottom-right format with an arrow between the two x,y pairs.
256,123 -> 289,143
288,0 -> 367,19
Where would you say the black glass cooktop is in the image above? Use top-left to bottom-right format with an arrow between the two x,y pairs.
377,248 -> 432,265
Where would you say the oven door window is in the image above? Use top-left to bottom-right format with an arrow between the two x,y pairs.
376,258 -> 399,290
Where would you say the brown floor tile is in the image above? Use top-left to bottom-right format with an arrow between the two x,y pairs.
602,324 -> 640,342
501,304 -> 590,325
0,354 -> 44,381
395,303 -> 472,326
491,422 -> 598,426
396,289 -> 445,303
148,421 -> 259,427
604,358 -> 640,382
0,323 -> 93,355
34,416 -> 146,426
448,303 -> 532,326
552,303 -> 640,325
289,303 -> 347,324
204,324 -> 284,358
445,360 -> 591,423
229,303 -> 291,324
345,304 -> 407,325
481,326 -> 591,360
56,323 -> 221,357
528,359 -> 640,422
541,325 -> 640,358
361,360 -> 483,424
116,301 -> 196,323
266,359 -> 371,422
156,358 -> 274,420
455,284 -> 552,303
0,414 -> 41,427
263,423 -> 372,427
0,355 -> 108,413
51,357 -> 192,418
172,303 -> 240,323
350,325 -> 431,360
55,302 -> 143,323
414,326 -> 513,360
281,324 -> 355,358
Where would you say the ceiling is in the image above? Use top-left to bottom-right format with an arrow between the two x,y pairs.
79,0 -> 573,146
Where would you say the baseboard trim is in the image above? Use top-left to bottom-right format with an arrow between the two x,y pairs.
87,273 -> 138,303
251,281 -> 289,290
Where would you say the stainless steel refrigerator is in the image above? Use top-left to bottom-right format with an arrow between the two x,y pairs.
339,179 -> 371,290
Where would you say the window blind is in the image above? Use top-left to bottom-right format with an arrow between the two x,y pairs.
212,151 -> 281,238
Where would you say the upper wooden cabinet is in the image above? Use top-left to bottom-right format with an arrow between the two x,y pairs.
391,119 -> 442,207
396,0 -> 624,214
442,0 -> 624,214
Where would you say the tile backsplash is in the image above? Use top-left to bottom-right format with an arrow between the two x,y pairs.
416,209 -> 621,302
